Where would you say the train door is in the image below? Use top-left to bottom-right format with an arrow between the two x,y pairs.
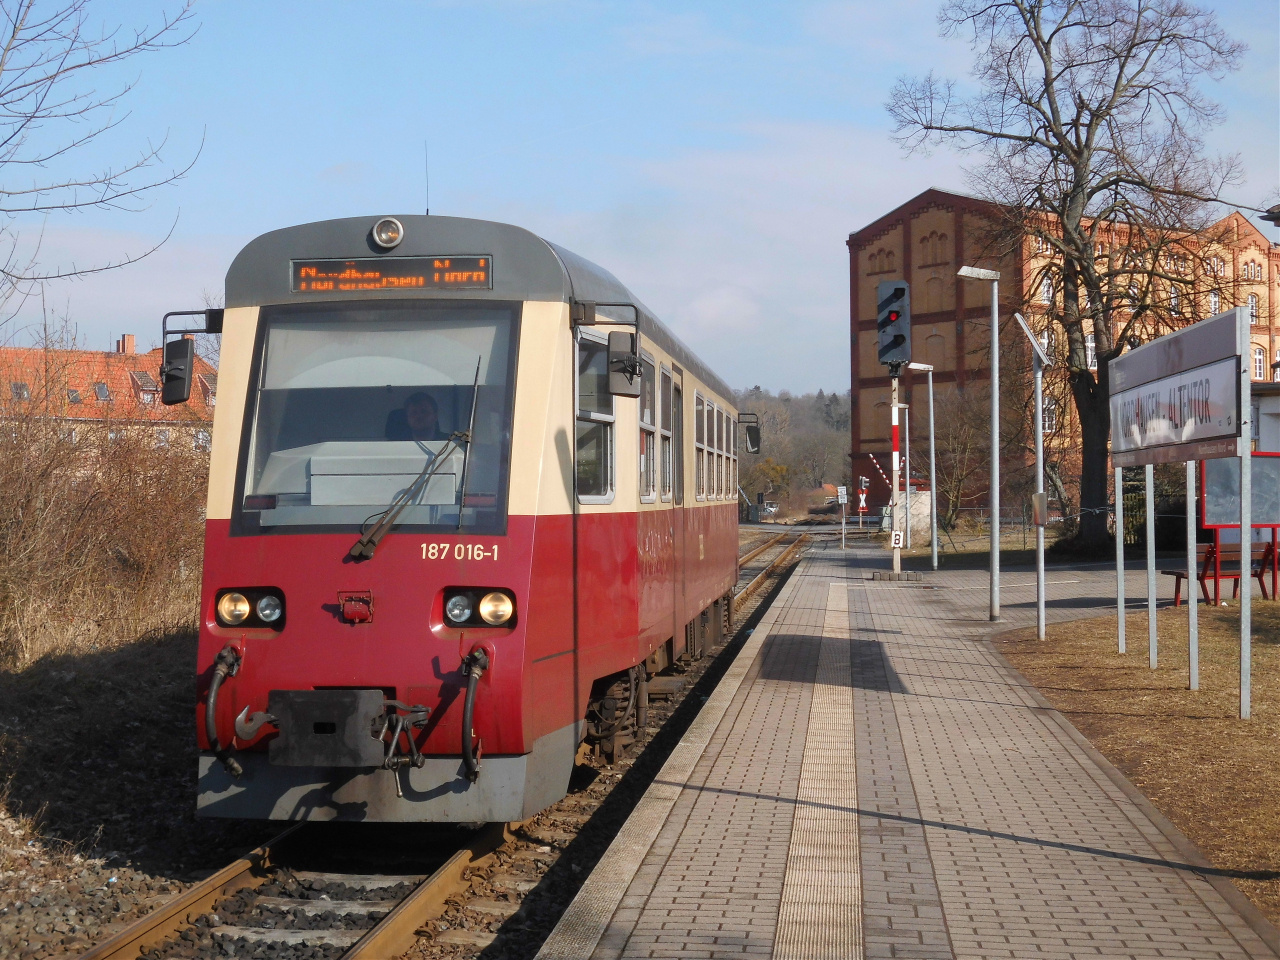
670,369 -> 686,649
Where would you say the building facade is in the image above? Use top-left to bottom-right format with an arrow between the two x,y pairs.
848,187 -> 1280,517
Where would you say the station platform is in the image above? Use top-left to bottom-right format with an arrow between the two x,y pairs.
537,542 -> 1280,960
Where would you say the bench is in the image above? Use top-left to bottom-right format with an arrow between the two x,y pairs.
1161,542 -> 1274,606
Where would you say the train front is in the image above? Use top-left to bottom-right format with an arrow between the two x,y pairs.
189,215 -> 579,822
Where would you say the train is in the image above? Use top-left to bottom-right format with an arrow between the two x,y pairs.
160,214 -> 748,822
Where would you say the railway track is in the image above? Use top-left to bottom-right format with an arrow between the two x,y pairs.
78,533 -> 809,960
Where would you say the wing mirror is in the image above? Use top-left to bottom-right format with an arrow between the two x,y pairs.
740,413 -> 761,454
607,330 -> 642,398
159,308 -> 223,406
160,337 -> 196,405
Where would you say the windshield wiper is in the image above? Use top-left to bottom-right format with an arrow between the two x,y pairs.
348,358 -> 482,561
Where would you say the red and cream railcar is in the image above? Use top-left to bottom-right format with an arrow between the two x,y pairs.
178,215 -> 741,822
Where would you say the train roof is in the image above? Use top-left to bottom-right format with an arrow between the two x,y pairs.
225,215 -> 734,402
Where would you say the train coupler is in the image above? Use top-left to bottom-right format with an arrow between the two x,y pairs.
373,700 -> 431,798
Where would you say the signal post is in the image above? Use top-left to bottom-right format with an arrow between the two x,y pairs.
877,281 -> 911,575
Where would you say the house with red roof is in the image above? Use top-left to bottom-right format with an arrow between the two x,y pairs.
0,334 -> 216,449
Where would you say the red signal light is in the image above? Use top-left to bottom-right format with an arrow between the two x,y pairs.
888,311 -> 900,322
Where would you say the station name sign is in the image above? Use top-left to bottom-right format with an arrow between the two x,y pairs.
1109,309 -> 1245,468
1111,356 -> 1237,461
291,256 -> 491,293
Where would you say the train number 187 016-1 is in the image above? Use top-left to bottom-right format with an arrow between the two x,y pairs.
421,542 -> 498,561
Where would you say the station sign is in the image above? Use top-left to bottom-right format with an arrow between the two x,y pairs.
1110,309 -> 1247,467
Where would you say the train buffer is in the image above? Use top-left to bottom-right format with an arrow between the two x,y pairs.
537,541 -> 1280,960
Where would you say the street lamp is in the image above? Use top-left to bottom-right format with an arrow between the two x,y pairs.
1015,314 -> 1051,638
957,264 -> 1001,621
907,361 -> 938,571
895,403 -> 912,549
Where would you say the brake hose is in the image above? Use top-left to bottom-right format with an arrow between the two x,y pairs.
206,645 -> 244,779
461,648 -> 490,782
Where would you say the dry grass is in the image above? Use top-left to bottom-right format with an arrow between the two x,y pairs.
0,416 -> 207,667
997,601 -> 1280,922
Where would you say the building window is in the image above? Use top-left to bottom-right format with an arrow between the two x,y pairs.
1042,399 -> 1058,434
1249,294 -> 1259,324
576,335 -> 614,501
1040,276 -> 1053,305
639,357 -> 656,501
155,428 -> 170,449
10,381 -> 29,401
1170,285 -> 1180,315
1085,334 -> 1097,370
1210,290 -> 1220,314
1128,283 -> 1139,307
94,382 -> 111,402
1274,350 -> 1280,383
108,427 -> 122,443
194,429 -> 211,452
1254,346 -> 1266,381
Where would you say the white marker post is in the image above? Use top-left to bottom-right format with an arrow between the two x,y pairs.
1015,315 -> 1051,639
1116,467 -> 1126,653
1146,462 -> 1157,668
1187,459 -> 1198,690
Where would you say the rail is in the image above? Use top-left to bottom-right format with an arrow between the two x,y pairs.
737,532 -> 787,568
734,534 -> 807,611
78,822 -> 510,960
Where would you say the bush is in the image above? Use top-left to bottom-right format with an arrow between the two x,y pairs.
0,416 -> 207,667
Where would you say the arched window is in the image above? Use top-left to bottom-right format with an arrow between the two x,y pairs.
1041,276 -> 1053,305
1085,334 -> 1097,370
1254,346 -> 1265,380
936,233 -> 948,263
886,251 -> 896,271
1210,289 -> 1221,314
1249,294 -> 1259,324
1170,285 -> 1180,315
1274,350 -> 1280,382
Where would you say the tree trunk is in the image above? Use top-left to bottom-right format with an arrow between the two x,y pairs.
1072,363 -> 1113,548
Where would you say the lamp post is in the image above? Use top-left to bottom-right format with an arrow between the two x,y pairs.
897,403 -> 911,549
908,361 -> 937,571
1015,315 -> 1051,638
958,265 -> 1001,620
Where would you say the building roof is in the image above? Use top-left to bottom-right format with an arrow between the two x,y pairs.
0,336 -> 216,424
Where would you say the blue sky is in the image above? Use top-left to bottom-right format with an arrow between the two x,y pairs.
7,0 -> 1277,392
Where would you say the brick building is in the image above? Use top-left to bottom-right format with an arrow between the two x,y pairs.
0,334 -> 216,447
848,187 -> 1280,517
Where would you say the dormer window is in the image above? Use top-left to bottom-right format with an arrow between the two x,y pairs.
131,370 -> 158,403
94,382 -> 112,402
198,373 -> 217,406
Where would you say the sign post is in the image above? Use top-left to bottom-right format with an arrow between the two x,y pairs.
1110,307 -> 1251,717
838,485 -> 848,550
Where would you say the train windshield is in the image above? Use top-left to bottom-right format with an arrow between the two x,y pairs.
237,300 -> 519,535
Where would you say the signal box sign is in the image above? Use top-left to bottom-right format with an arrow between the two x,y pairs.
291,256 -> 492,293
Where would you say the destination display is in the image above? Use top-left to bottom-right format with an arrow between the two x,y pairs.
1110,355 -> 1239,466
291,257 -> 491,293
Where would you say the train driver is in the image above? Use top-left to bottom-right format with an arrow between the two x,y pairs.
385,391 -> 449,442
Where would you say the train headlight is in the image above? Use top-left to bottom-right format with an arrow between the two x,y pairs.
445,594 -> 473,624
217,592 -> 251,625
256,595 -> 283,623
371,217 -> 404,250
478,592 -> 514,625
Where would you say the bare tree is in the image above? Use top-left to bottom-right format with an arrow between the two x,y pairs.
888,0 -> 1247,548
0,0 -> 195,333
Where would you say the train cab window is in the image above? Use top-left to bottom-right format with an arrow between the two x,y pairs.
639,357 -> 657,502
660,368 -> 673,501
576,334 -> 614,502
235,300 -> 519,535
694,395 -> 706,501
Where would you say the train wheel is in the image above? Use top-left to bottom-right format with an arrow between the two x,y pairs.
584,666 -> 643,764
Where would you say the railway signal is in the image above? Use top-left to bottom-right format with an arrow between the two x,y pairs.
876,281 -> 911,367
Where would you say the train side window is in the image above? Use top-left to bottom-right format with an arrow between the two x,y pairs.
660,368 -> 673,501
694,394 -> 706,501
672,381 -> 684,504
577,335 -> 614,502
729,416 -> 737,499
715,407 -> 724,499
640,357 -> 656,502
